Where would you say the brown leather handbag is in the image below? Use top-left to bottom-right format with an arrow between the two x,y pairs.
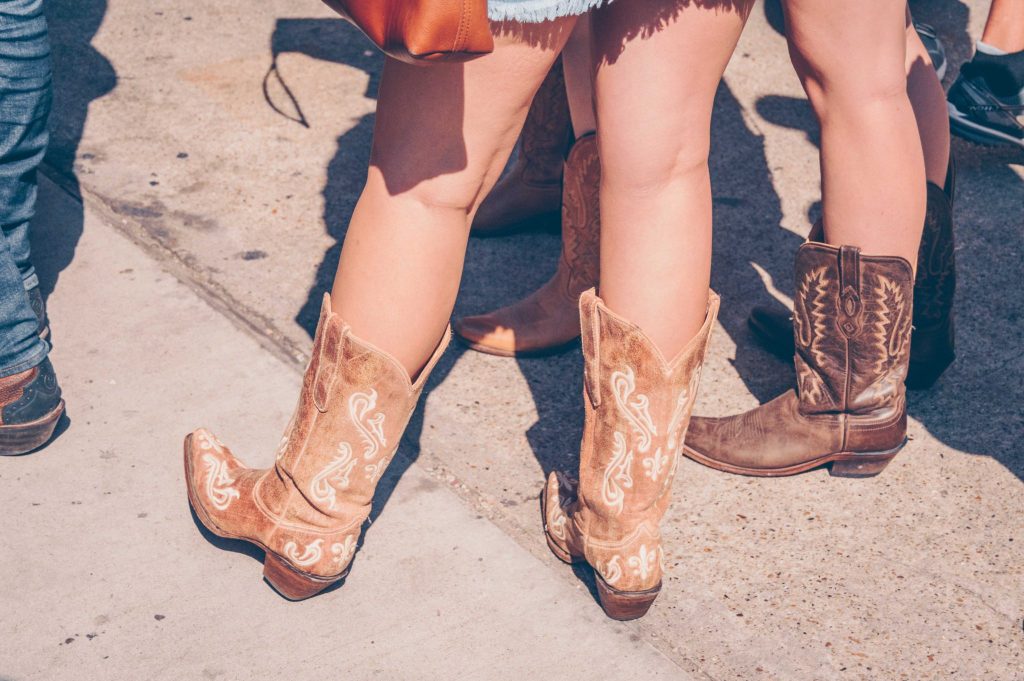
321,0 -> 494,64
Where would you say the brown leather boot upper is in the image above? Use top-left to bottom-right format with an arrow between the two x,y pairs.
748,159 -> 956,389
471,58 -> 572,236
456,133 -> 600,356
684,243 -> 913,476
185,294 -> 449,579
544,288 -> 719,594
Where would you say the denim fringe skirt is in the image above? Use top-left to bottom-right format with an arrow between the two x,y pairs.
488,0 -> 612,23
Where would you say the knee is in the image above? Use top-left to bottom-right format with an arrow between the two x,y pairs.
601,132 -> 712,196
396,173 -> 486,217
789,38 -> 907,116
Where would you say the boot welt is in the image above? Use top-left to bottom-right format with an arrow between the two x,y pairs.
538,487 -> 584,566
681,439 -> 907,478
0,399 -> 64,456
454,332 -> 580,359
183,434 -> 349,600
594,572 -> 661,621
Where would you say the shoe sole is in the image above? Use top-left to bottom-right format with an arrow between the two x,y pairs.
948,103 -> 1024,149
182,434 -> 347,600
454,332 -> 580,359
0,399 -> 65,456
681,439 -> 906,478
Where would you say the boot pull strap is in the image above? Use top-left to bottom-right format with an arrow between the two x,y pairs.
313,321 -> 343,412
837,245 -> 863,338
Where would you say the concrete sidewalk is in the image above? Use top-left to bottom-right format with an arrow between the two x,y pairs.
0,177 -> 694,680
10,0 -> 1024,678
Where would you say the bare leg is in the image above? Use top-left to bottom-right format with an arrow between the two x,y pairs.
982,0 -> 1024,52
592,0 -> 753,357
331,21 -> 576,376
783,0 -> 925,267
905,8 -> 950,187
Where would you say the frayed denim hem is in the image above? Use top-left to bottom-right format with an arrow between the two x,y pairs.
487,0 -> 613,23
0,335 -> 47,379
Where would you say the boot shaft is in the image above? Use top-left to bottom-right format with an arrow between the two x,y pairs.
578,289 -> 719,527
914,179 -> 956,329
560,133 -> 601,296
792,243 -> 913,416
272,295 -> 450,523
519,56 -> 573,187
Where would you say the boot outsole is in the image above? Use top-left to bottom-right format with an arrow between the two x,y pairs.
0,399 -> 65,456
183,434 -> 348,601
681,439 -> 906,478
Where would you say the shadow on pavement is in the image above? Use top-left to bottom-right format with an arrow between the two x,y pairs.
35,0 -> 116,311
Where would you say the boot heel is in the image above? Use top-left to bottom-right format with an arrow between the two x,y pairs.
595,575 -> 661,621
0,400 -> 64,456
263,553 -> 339,601
830,456 -> 894,478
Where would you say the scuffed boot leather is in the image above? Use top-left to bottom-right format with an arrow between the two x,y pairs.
471,58 -> 572,237
543,288 -> 719,620
749,160 -> 956,389
685,243 -> 913,478
184,294 -> 450,599
456,133 -> 599,356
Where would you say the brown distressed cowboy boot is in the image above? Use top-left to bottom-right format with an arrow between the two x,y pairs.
456,133 -> 599,357
184,294 -> 449,600
748,158 -> 956,389
471,57 -> 572,237
542,288 -> 720,620
684,243 -> 913,478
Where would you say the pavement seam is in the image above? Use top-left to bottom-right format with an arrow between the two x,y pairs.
40,164 -> 310,371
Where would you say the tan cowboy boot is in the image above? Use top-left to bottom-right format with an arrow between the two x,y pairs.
748,157 -> 956,389
456,133 -> 599,357
184,294 -> 449,600
542,288 -> 720,620
684,243 -> 913,478
471,57 -> 572,237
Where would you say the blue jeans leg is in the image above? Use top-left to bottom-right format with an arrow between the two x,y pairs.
0,0 -> 51,378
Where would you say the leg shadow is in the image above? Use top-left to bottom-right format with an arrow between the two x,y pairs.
37,0 -> 116,305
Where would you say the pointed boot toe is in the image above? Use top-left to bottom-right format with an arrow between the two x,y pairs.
453,313 -> 516,357
688,244 -> 913,479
